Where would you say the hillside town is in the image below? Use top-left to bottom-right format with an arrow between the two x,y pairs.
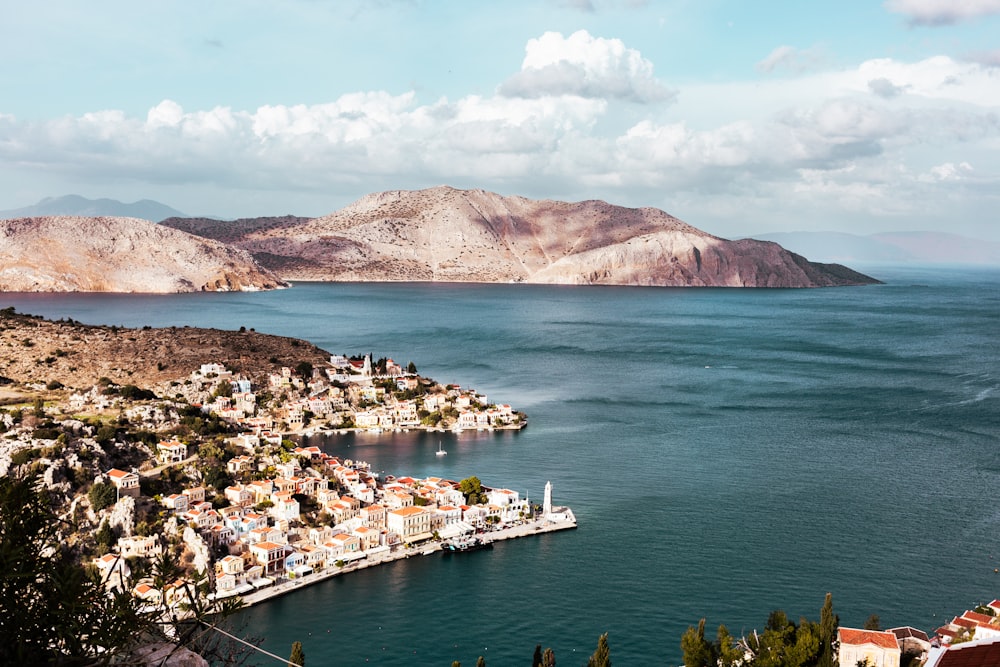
69,353 -> 525,437
0,349 -> 573,627
3,332 -> 997,666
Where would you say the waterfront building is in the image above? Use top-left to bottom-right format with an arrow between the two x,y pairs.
249,541 -> 291,576
387,506 -> 433,543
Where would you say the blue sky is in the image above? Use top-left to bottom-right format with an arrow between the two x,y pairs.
2,0 -> 998,240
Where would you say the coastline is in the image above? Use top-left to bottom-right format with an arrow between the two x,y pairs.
285,419 -> 527,439
233,510 -> 576,610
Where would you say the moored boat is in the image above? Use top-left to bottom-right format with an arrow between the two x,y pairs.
441,536 -> 493,553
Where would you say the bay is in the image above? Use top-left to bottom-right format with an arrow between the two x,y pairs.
4,265 -> 999,666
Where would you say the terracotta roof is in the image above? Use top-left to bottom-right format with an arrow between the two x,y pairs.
837,628 -> 900,650
253,541 -> 286,551
391,506 -> 425,516
962,611 -> 994,625
935,637 -> 1000,666
107,468 -> 131,478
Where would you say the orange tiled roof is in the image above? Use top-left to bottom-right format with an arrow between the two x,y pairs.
838,628 -> 900,650
962,611 -> 994,625
391,506 -> 425,516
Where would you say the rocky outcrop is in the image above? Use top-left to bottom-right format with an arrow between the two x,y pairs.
0,216 -> 286,293
164,186 -> 878,287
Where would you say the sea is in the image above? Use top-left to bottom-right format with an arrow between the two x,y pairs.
4,264 -> 999,666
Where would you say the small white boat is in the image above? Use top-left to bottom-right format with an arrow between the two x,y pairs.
436,441 -> 447,457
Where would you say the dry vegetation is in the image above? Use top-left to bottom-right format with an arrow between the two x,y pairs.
0,307 -> 330,398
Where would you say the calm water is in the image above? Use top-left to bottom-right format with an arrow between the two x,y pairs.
5,265 -> 1000,666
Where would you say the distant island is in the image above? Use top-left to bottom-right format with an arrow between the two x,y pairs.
163,186 -> 879,288
0,194 -> 187,222
1,187 -> 879,292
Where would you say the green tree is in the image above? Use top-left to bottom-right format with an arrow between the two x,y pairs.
88,481 -> 118,511
587,632 -> 610,667
288,640 -> 306,667
753,610 -> 797,667
95,519 -> 115,553
818,593 -> 838,667
786,618 -> 821,667
295,361 -> 314,379
864,614 -> 880,631
0,470 -> 147,663
212,380 -> 233,398
459,476 -> 485,504
533,644 -> 543,667
407,361 -> 417,373
682,618 -> 716,667
715,624 -> 743,667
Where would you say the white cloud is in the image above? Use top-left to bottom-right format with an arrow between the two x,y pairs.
868,77 -> 910,97
885,0 -> 1000,25
0,38 -> 998,240
840,56 -> 1000,106
147,100 -> 184,128
499,30 -> 674,103
921,161 -> 974,181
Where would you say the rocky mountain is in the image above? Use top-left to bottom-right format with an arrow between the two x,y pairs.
0,216 -> 286,293
0,195 -> 186,222
162,186 -> 878,287
748,231 -> 1000,265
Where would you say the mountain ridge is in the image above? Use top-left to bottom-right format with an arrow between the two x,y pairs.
0,195 -> 187,222
163,186 -> 879,287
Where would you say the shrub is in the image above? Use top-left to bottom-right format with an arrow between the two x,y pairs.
88,482 -> 118,511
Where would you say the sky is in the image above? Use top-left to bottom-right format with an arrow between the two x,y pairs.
1,0 -> 999,240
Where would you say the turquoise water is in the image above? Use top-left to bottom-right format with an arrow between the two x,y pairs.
5,265 -> 999,666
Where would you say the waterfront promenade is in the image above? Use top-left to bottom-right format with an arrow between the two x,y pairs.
236,510 -> 577,609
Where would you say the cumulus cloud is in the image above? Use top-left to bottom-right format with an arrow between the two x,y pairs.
921,161 -> 974,181
884,0 -> 1000,25
499,30 -> 674,103
851,56 -> 1000,105
0,39 -> 998,239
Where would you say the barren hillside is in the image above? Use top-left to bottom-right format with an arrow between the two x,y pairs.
0,308 -> 330,393
0,216 -> 286,293
163,186 -> 878,287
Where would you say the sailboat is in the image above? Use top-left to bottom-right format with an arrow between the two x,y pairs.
436,441 -> 447,457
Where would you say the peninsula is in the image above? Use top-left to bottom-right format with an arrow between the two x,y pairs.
0,309 -> 565,644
